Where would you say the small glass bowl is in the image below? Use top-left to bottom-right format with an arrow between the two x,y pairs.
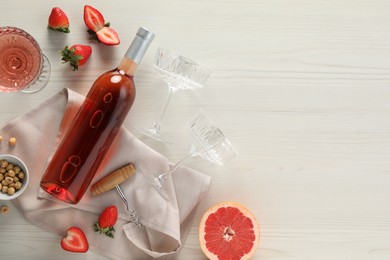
0,154 -> 29,200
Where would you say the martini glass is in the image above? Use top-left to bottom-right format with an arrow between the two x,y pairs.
143,109 -> 238,200
139,48 -> 211,142
0,26 -> 51,93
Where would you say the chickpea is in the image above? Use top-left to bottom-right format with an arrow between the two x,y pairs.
0,169 -> 5,174
2,186 -> 8,193
8,170 -> 15,177
0,135 -> 3,143
18,172 -> 25,179
0,160 -> 8,168
1,180 -> 7,186
1,206 -> 9,214
13,176 -> 19,183
7,187 -> 15,195
0,183 -> 2,190
14,182 -> 22,190
6,164 -> 13,171
0,174 -> 3,181
5,177 -> 13,184
8,137 -> 16,146
14,167 -> 20,174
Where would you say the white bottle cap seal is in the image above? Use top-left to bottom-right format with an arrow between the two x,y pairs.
125,27 -> 155,64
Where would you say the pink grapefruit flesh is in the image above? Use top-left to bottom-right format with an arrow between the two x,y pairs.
199,202 -> 260,260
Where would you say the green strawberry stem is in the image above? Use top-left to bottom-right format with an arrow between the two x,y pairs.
93,222 -> 115,238
61,46 -> 82,71
48,26 -> 70,33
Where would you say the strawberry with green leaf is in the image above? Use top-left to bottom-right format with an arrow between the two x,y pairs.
94,205 -> 118,238
61,44 -> 92,71
83,5 -> 120,45
48,7 -> 70,33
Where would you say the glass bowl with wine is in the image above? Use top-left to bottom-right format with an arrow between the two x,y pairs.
0,26 -> 50,93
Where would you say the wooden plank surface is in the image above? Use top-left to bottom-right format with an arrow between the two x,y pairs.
1,0 -> 390,259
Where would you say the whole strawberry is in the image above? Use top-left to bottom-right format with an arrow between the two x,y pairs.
94,205 -> 118,238
48,7 -> 70,33
61,44 -> 92,71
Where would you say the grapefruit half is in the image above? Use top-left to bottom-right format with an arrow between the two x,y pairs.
199,202 -> 260,260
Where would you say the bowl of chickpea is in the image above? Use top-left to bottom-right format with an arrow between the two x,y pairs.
0,154 -> 29,200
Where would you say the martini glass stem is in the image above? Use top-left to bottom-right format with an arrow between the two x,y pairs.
151,89 -> 175,135
156,152 -> 196,181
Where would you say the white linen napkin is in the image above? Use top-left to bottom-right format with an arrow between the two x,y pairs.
0,88 -> 211,259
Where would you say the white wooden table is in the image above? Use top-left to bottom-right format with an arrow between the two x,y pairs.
1,0 -> 390,259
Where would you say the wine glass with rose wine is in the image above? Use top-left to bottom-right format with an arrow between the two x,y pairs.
0,26 -> 50,93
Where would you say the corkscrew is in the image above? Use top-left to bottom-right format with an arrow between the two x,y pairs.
90,163 -> 142,227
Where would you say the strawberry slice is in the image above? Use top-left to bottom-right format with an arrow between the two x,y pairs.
48,7 -> 70,33
83,5 -> 120,46
83,5 -> 105,32
61,227 -> 89,253
96,27 -> 120,46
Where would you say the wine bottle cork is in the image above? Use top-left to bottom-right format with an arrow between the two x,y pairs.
90,163 -> 136,196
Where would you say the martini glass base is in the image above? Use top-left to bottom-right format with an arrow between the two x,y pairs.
136,125 -> 172,143
22,54 -> 51,93
141,170 -> 169,200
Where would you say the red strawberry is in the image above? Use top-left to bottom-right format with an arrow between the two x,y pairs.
94,205 -> 118,238
61,227 -> 89,253
83,5 -> 105,33
48,7 -> 70,33
96,27 -> 120,46
61,44 -> 92,71
83,5 -> 120,46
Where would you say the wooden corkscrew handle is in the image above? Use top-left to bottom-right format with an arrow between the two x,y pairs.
90,163 -> 136,196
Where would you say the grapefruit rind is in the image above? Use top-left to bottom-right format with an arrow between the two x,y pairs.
199,201 -> 260,260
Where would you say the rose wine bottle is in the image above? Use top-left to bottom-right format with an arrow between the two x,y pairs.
40,27 -> 155,204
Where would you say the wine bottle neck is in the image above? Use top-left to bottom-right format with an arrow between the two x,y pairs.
118,56 -> 138,76
125,28 -> 154,64
117,27 -> 154,76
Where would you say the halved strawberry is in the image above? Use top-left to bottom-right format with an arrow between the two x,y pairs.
83,5 -> 120,46
96,27 -> 120,46
94,205 -> 118,238
61,44 -> 92,71
61,227 -> 89,253
83,5 -> 105,33
48,7 -> 70,33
